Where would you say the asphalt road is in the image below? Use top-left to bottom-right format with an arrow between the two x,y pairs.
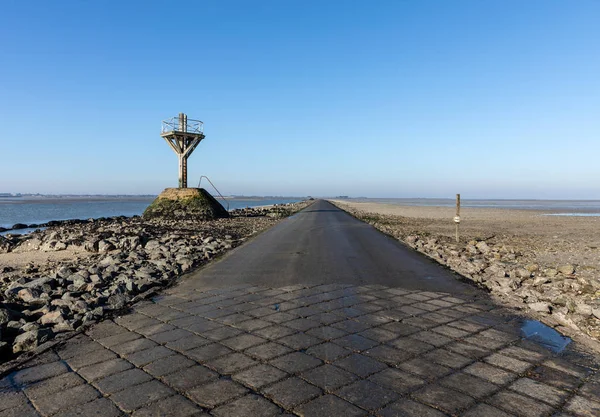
187,200 -> 481,296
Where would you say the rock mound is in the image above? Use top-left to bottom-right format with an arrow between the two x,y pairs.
143,188 -> 229,221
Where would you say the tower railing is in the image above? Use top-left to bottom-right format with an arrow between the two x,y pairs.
161,117 -> 204,134
198,176 -> 230,210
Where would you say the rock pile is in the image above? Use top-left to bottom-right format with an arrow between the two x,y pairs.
334,204 -> 600,343
0,201 -> 309,359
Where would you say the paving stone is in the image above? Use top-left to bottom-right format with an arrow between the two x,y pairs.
207,352 -> 257,374
439,372 -> 499,398
294,394 -> 367,417
479,328 -> 519,343
363,344 -> 412,365
423,348 -> 472,368
509,378 -> 569,406
463,334 -> 507,350
485,353 -> 533,373
110,337 -> 158,355
126,345 -> 175,366
334,353 -> 387,377
115,314 -> 158,331
136,322 -> 176,337
244,341 -> 293,360
221,333 -> 267,350
200,326 -> 243,341
110,380 -> 174,412
499,345 -> 547,363
306,326 -> 348,340
336,380 -> 399,411
147,328 -> 192,344
277,333 -> 322,349
254,324 -> 298,340
564,395 -> 600,416
96,331 -> 141,348
388,337 -> 434,354
378,398 -> 447,417
526,365 -> 581,391
398,357 -> 452,380
56,335 -> 103,359
77,358 -> 133,381
380,321 -> 420,336
233,318 -> 272,332
66,347 -> 118,370
464,362 -> 517,385
284,318 -> 321,331
217,313 -> 253,325
187,379 -> 248,408
368,368 -> 425,394
307,312 -> 345,325
131,394 -> 206,417
270,352 -> 322,373
262,377 -> 322,409
0,391 -> 29,412
23,372 -> 84,402
462,403 -> 514,417
212,394 -> 280,417
86,320 -> 128,339
543,358 -> 593,378
333,334 -> 379,352
233,364 -> 288,389
301,364 -> 357,391
412,384 -> 476,414
166,334 -> 211,352
331,320 -> 372,333
488,390 -> 555,417
11,361 -> 69,385
31,383 -> 101,416
53,397 -> 123,417
0,403 -> 40,417
186,320 -> 223,334
579,381 -> 600,400
143,353 -> 195,377
186,343 -> 233,363
447,319 -> 488,333
161,365 -> 218,390
94,368 -> 153,394
446,341 -> 491,359
263,312 -> 297,323
306,342 -> 351,362
409,330 -> 452,347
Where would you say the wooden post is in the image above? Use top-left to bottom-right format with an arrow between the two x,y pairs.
455,194 -> 461,243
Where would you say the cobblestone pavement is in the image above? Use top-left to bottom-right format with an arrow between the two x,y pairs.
1,283 -> 599,417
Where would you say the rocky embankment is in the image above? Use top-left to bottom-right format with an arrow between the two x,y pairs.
333,202 -> 600,345
0,201 -> 309,360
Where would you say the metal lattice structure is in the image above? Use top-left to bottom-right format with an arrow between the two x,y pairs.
161,113 -> 206,188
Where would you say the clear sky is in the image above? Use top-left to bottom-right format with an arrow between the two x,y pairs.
1,1 -> 599,198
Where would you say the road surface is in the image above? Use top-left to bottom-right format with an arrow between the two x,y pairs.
187,199 -> 479,296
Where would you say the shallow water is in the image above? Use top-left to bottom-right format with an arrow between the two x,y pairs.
520,319 -> 572,353
0,196 -> 302,229
347,198 -> 600,212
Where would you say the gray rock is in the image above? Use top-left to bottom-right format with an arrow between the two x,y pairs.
475,241 -> 491,254
40,310 -> 65,325
528,302 -> 551,313
558,264 -> 575,275
545,268 -> 558,277
98,240 -> 116,253
13,329 -> 53,353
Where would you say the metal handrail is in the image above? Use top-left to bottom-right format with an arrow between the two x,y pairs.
198,176 -> 229,211
161,117 -> 204,134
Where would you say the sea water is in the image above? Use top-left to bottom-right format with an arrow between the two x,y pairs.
0,196 -> 303,229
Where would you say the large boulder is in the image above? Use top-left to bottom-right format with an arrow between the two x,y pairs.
143,188 -> 229,221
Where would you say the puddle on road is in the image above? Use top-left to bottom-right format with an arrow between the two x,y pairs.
520,319 -> 572,353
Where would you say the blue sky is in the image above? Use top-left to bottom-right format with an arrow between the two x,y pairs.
1,0 -> 599,198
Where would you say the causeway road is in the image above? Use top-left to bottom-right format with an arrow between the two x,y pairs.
185,199 -> 479,296
3,199 -> 599,417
